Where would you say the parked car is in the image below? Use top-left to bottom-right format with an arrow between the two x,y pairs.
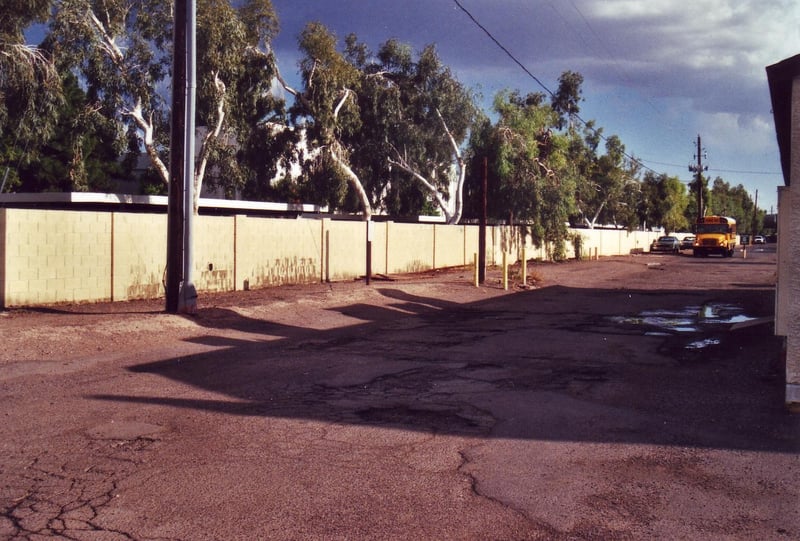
651,235 -> 681,254
680,236 -> 696,250
754,235 -> 765,244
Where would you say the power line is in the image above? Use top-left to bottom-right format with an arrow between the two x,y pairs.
630,153 -> 782,177
708,167 -> 782,176
452,0 -> 554,99
452,0 -> 660,175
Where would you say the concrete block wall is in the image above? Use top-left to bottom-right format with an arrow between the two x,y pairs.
433,225 -> 470,270
194,216 -> 235,293
1,209 -> 112,306
112,213 -> 167,301
386,222 -> 435,274
323,219 -> 367,282
235,215 -> 323,290
1,209 -> 665,308
573,228 -> 660,259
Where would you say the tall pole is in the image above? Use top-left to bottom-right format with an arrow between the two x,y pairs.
478,156 -> 487,284
688,135 -> 708,219
179,0 -> 198,314
166,0 -> 187,313
365,220 -> 372,286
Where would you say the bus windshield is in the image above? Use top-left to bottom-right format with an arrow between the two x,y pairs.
696,223 -> 731,234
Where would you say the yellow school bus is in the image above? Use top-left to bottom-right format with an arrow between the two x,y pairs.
693,215 -> 737,257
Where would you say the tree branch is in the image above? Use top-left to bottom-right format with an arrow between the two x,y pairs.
194,73 -> 227,213
329,142 -> 372,221
333,88 -> 353,120
388,149 -> 452,223
435,108 -> 466,224
125,100 -> 169,185
87,9 -> 124,66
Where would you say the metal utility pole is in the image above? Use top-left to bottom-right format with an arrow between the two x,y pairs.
166,0 -> 198,314
166,0 -> 187,313
179,0 -> 198,314
688,135 -> 708,219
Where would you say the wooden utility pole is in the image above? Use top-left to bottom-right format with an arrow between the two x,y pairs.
688,135 -> 708,219
478,157 -> 487,284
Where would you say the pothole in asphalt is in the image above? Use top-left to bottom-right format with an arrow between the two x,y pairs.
355,405 -> 490,434
87,421 -> 166,440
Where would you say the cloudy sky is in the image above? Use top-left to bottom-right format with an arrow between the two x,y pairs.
269,0 -> 800,213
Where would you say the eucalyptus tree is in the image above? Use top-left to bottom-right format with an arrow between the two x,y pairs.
1,0 -> 62,191
47,0 -> 283,208
14,72 -> 126,192
659,174 -> 689,233
465,89 -> 575,257
376,40 -> 475,223
708,177 -> 763,233
551,70 -> 583,130
638,171 -> 689,233
572,132 -> 640,229
282,25 -> 475,222
281,22 -> 370,216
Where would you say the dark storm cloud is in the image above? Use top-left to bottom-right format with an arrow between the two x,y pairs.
269,0 -> 798,209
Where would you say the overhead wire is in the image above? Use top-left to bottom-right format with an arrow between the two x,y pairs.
452,0 -> 664,176
452,0 -> 554,100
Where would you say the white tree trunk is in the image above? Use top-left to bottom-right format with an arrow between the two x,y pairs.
126,100 -> 170,186
436,109 -> 466,225
387,156 -> 452,222
387,109 -> 465,224
584,200 -> 606,229
193,74 -> 227,213
329,90 -> 373,219
330,146 -> 372,221
90,7 -> 229,215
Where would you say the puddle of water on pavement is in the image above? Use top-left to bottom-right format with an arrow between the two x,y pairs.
686,338 -> 722,350
608,302 -> 756,349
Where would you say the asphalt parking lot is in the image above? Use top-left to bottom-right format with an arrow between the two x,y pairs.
1,247 -> 798,540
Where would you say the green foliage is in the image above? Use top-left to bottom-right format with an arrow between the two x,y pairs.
5,1 -> 764,240
464,85 -> 575,255
13,72 -> 127,192
1,0 -> 62,178
42,0 -> 285,198
707,177 -> 764,234
684,173 -> 711,224
571,128 -> 641,229
551,70 -> 583,129
289,27 -> 475,219
637,171 -> 689,233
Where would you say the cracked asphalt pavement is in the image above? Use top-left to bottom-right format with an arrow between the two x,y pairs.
1,248 -> 798,540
